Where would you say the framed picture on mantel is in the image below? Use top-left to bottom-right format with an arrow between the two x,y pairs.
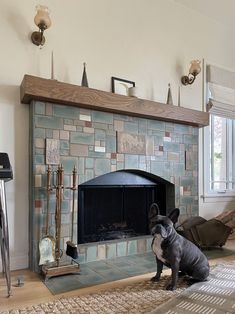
111,76 -> 135,96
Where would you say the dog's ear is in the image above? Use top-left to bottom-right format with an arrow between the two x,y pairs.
168,208 -> 180,224
148,203 -> 160,220
148,203 -> 160,230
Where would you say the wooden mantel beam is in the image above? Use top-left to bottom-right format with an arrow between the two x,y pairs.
20,75 -> 209,128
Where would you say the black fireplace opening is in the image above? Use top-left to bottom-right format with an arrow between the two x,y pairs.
77,170 -> 175,244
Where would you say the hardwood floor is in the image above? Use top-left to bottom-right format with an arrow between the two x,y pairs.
1,239 -> 235,311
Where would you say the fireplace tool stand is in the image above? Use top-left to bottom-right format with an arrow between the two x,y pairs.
0,153 -> 13,297
41,165 -> 80,281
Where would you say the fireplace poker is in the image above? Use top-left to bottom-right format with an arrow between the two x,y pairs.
39,165 -> 56,266
66,166 -> 78,259
55,164 -> 64,266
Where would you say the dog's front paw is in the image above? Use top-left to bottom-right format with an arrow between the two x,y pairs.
150,275 -> 160,282
166,283 -> 176,291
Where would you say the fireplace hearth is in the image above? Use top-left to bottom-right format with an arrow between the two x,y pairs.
77,170 -> 175,244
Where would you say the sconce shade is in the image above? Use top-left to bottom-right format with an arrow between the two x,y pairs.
31,5 -> 51,47
189,60 -> 201,76
181,60 -> 201,86
34,5 -> 51,29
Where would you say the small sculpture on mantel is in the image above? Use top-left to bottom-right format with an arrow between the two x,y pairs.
166,83 -> 173,105
81,62 -> 89,87
51,51 -> 55,80
178,86 -> 181,107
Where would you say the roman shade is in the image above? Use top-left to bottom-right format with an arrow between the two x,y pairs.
207,65 -> 235,119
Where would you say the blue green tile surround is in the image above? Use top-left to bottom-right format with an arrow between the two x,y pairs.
29,101 -> 199,272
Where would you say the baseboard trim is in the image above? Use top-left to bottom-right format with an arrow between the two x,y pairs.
0,254 -> 28,272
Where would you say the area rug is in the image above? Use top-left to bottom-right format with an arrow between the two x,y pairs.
0,276 -> 190,314
150,262 -> 235,314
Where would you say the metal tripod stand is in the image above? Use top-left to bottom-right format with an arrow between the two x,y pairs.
0,180 -> 11,297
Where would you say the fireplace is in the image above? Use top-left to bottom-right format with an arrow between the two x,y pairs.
22,74 -> 206,270
77,170 -> 175,244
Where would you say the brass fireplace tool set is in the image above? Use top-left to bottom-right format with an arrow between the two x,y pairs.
39,164 -> 80,280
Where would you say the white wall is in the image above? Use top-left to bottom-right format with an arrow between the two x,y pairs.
1,0 -> 235,270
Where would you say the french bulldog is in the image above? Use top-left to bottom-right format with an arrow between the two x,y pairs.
149,203 -> 210,290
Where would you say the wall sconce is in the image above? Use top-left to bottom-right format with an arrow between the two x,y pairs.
31,5 -> 51,47
181,60 -> 201,85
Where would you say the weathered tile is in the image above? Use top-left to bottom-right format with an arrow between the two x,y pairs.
125,155 -> 138,169
137,238 -> 146,254
34,128 -> 45,138
184,134 -> 198,145
106,135 -> 116,153
70,144 -> 88,157
97,244 -> 106,260
35,101 -> 45,115
106,243 -> 117,259
124,121 -> 139,133
127,240 -> 137,255
35,116 -> 63,129
92,111 -> 113,124
85,158 -> 94,169
95,159 -> 110,176
148,120 -> 165,130
71,132 -> 94,145
53,105 -> 80,118
117,241 -> 127,257
60,156 -> 78,173
86,245 -> 97,262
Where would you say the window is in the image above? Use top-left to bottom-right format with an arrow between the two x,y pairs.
204,64 -> 235,199
206,114 -> 235,193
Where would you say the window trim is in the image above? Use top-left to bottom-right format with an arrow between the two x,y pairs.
203,63 -> 235,202
203,116 -> 235,201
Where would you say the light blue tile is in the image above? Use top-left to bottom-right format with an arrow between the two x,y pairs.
64,118 -> 73,125
35,148 -> 44,155
92,111 -> 113,124
173,163 -> 185,176
117,242 -> 127,257
86,246 -> 97,262
139,119 -> 147,134
95,129 -> 106,141
164,142 -> 180,152
46,129 -> 53,138
53,105 -> 80,119
146,237 -> 152,251
60,140 -> 69,149
85,158 -> 94,169
34,128 -> 45,138
148,120 -> 165,130
35,101 -> 45,114
174,124 -> 191,134
35,116 -> 63,129
71,132 -> 94,145
180,176 -> 194,186
184,135 -> 198,145
125,155 -> 138,169
106,243 -> 116,259
35,155 -> 44,164
127,240 -> 137,255
106,135 -> 116,153
95,159 -> 111,176
78,157 -> 85,175
60,157 -> 78,173
150,161 -> 164,176
124,122 -> 139,133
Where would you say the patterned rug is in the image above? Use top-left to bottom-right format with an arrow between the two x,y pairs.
150,263 -> 235,314
0,276 -> 190,314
